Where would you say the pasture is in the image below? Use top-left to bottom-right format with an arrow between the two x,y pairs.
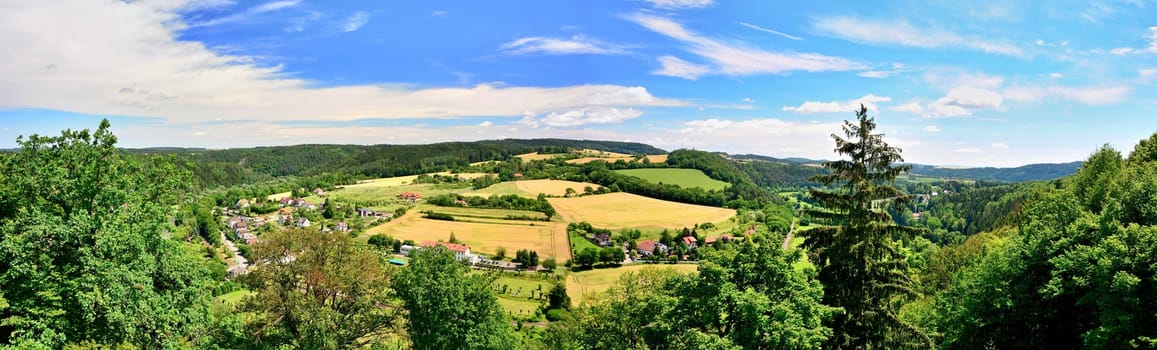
464,179 -> 602,198
418,204 -> 547,221
548,192 -> 736,233
614,168 -> 728,191
565,264 -> 698,306
366,211 -> 571,261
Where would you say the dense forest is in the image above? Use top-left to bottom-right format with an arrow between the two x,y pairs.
2,117 -> 1155,349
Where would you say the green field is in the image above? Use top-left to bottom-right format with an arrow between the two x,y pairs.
614,168 -> 729,191
491,275 -> 552,318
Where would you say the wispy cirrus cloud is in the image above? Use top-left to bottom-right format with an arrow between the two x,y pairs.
341,11 -> 370,32
627,13 -> 864,79
737,21 -> 802,40
653,56 -> 711,80
188,0 -> 301,27
812,16 -> 1023,57
782,94 -> 892,114
641,0 -> 713,9
499,35 -> 628,56
1109,26 -> 1157,55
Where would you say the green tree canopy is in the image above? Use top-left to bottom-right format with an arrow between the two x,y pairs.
0,120 -> 215,348
393,247 -> 516,349
238,228 -> 400,349
801,105 -> 931,349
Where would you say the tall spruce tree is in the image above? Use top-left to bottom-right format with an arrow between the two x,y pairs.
801,105 -> 931,349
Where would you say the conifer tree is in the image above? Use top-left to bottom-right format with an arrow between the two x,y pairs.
801,105 -> 931,349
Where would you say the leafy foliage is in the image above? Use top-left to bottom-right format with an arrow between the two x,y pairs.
393,247 -> 517,349
0,120 -> 216,348
801,106 -> 931,348
238,228 -> 400,349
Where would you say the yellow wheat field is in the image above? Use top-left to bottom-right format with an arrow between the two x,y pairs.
367,210 -> 571,261
548,192 -> 736,231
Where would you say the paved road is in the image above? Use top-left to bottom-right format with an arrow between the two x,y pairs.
221,233 -> 249,275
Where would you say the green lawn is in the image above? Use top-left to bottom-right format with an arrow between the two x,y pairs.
614,168 -> 729,191
569,230 -> 602,256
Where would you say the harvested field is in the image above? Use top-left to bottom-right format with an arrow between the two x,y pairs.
366,211 -> 571,261
548,192 -> 736,232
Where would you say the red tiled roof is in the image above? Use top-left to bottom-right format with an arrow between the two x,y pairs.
637,240 -> 658,252
682,236 -> 697,245
420,241 -> 469,253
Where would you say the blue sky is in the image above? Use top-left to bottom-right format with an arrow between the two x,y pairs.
1,0 -> 1156,166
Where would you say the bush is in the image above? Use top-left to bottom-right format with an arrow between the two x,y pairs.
423,212 -> 455,221
545,308 -> 572,322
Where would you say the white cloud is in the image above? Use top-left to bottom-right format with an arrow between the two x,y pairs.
518,108 -> 643,128
858,71 -> 892,78
672,117 -> 845,159
737,21 -> 802,41
1109,26 -> 1157,54
653,55 -> 711,80
478,121 -> 493,127
0,1 -> 684,124
1003,85 -> 1131,105
782,94 -> 891,114
499,35 -> 627,55
1142,68 -> 1157,77
812,16 -> 1022,56
924,125 -> 941,132
627,14 -> 864,79
992,142 -> 1009,149
432,10 -> 448,17
641,0 -> 713,9
891,102 -> 924,114
341,11 -> 370,32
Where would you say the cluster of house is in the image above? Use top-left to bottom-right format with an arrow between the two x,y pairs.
357,208 -> 393,219
397,241 -> 520,270
397,192 -> 422,203
276,197 -> 319,210
632,227 -> 754,258
226,216 -> 263,245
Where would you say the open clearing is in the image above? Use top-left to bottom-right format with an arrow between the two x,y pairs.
265,191 -> 291,201
366,211 -> 571,261
566,264 -> 698,306
515,152 -> 563,162
418,204 -> 547,221
548,192 -> 736,232
614,168 -> 728,191
464,179 -> 602,198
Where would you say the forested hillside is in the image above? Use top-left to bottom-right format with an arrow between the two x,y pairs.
907,162 -> 1083,182
151,139 -> 664,188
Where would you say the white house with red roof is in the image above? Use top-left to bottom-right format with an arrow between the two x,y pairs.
419,241 -> 479,264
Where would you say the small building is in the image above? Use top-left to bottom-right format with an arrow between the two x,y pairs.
334,221 -> 349,232
420,241 -> 476,264
296,217 -> 311,228
593,233 -> 612,246
236,199 -> 251,208
279,197 -> 292,206
398,192 -> 422,203
314,188 -> 326,196
681,236 -> 698,249
358,208 -> 375,217
399,244 -> 417,257
636,240 -> 668,256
